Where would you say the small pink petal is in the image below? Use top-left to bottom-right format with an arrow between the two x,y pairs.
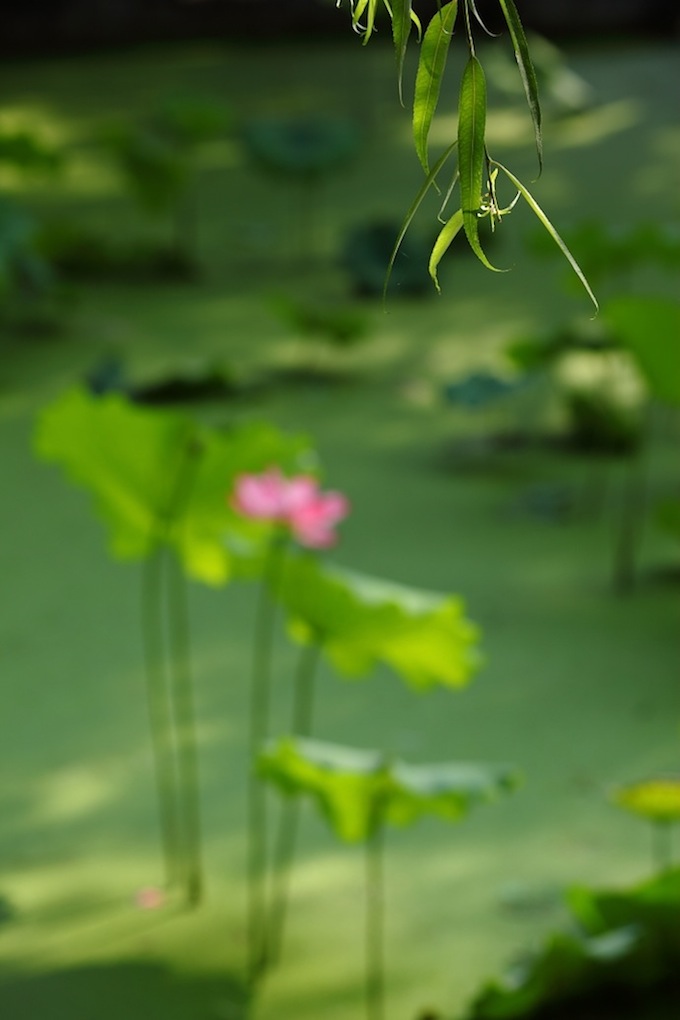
281,476 -> 319,514
135,886 -> 165,910
289,491 -> 350,548
231,468 -> 289,520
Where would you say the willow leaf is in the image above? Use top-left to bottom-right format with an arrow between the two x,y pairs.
384,139 -> 458,300
493,160 -> 598,311
497,0 -> 543,175
391,0 -> 413,104
413,1 -> 458,173
359,0 -> 380,42
429,207 -> 464,292
458,56 -> 500,271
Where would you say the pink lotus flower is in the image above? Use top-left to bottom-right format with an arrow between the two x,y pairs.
231,467 -> 349,549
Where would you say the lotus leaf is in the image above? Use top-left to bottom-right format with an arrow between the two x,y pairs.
34,387 -> 313,585
277,556 -> 480,690
603,298 -> 680,407
611,777 -> 680,825
259,737 -> 519,843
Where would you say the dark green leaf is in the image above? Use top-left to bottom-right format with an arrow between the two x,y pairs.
497,0 -> 543,175
413,1 -> 458,173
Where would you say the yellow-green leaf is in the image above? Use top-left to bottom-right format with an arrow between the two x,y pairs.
413,1 -> 458,173
277,556 -> 481,690
429,207 -> 464,292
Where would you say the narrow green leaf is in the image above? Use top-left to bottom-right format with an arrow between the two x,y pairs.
383,139 -> 458,300
458,56 -> 501,271
391,0 -> 413,105
413,1 -> 458,173
493,160 -> 598,312
352,0 -> 370,29
429,207 -> 464,292
497,0 -> 543,175
354,0 -> 379,42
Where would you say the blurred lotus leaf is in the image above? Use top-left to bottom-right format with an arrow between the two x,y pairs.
341,220 -> 431,297
271,293 -> 369,348
444,371 -> 522,409
603,297 -> 680,407
34,387 -> 314,585
467,869 -> 680,1019
612,778 -> 680,825
259,737 -> 519,843
0,129 -> 63,176
154,93 -> 231,148
243,116 -> 358,177
657,499 -> 680,541
278,555 -> 481,690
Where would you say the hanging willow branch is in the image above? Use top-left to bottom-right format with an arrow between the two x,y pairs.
336,0 -> 597,311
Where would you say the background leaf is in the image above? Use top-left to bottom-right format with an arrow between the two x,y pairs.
259,738 -> 519,843
277,556 -> 481,690
603,297 -> 680,406
34,387 -> 314,585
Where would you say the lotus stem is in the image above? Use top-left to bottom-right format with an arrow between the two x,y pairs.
140,436 -> 203,905
267,640 -> 322,965
141,546 -> 182,892
167,548 -> 203,906
247,537 -> 286,985
612,411 -> 650,593
652,820 -> 674,872
365,818 -> 386,1020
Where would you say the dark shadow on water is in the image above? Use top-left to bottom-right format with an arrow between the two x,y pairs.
0,961 -> 248,1020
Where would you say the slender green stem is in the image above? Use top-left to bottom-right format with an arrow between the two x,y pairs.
167,548 -> 203,907
267,640 -> 322,965
140,435 -> 203,903
141,546 -> 182,891
247,537 -> 286,985
612,418 -> 650,593
652,821 -> 674,872
463,0 -> 476,56
365,819 -> 386,1020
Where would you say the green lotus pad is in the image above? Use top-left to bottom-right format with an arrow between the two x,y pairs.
278,555 -> 481,690
611,777 -> 680,824
258,737 -> 521,843
34,386 -> 314,585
